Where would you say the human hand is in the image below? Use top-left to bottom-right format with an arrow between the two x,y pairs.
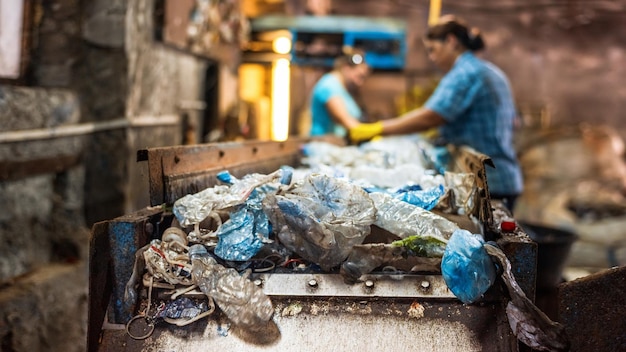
349,122 -> 383,142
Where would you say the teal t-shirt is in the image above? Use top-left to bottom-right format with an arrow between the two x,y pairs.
310,73 -> 363,137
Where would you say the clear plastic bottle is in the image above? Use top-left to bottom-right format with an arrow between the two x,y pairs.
189,245 -> 274,328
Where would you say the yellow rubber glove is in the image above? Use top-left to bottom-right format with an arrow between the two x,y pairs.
349,122 -> 384,143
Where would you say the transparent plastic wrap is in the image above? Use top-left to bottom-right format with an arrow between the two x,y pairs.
213,201 -> 270,262
369,192 -> 458,242
172,169 -> 284,227
340,242 -> 442,283
213,169 -> 291,261
262,173 -> 377,271
440,171 -> 477,215
189,245 -> 274,328
348,164 -> 428,189
358,135 -> 430,167
301,142 -> 366,167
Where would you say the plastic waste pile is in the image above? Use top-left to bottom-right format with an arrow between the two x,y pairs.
123,135 -> 568,350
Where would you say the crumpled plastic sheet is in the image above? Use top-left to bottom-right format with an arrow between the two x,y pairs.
392,183 -> 446,211
212,169 -> 292,261
172,169 -> 284,227
369,192 -> 458,243
157,296 -> 209,320
301,142 -> 372,168
358,135 -> 431,168
442,171 -> 477,215
440,229 -> 495,304
341,242 -> 443,283
348,164 -> 428,189
262,173 -> 377,271
190,245 -> 274,328
213,198 -> 270,262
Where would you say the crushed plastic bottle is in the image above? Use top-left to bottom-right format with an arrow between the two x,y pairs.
262,173 -> 377,271
370,192 -> 458,242
189,244 -> 274,328
440,229 -> 496,304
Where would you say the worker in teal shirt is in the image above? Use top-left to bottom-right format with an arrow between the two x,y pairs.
310,50 -> 371,137
350,16 -> 523,212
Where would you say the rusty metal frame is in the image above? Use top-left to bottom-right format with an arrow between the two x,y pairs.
89,138 -> 536,352
139,137 -> 343,206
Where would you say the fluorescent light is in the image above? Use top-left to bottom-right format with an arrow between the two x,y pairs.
271,58 -> 290,141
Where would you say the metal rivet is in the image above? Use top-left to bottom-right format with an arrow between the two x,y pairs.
421,280 -> 430,289
365,280 -> 375,288
308,279 -> 318,288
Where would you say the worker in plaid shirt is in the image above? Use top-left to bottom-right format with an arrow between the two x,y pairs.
350,15 -> 523,212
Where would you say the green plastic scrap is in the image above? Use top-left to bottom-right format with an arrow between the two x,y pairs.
391,235 -> 448,258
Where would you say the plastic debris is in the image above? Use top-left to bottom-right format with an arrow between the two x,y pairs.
370,192 -> 458,242
392,183 -> 445,211
341,241 -> 444,283
440,229 -> 496,304
341,243 -> 408,283
263,173 -> 377,271
349,164 -> 428,189
212,169 -> 293,261
440,172 -> 478,215
484,243 -> 570,352
189,244 -> 274,328
391,234 -> 447,258
172,169 -> 284,228
157,296 -> 209,321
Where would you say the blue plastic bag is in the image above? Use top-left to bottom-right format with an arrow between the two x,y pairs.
213,168 -> 292,261
393,184 -> 445,210
441,229 -> 496,304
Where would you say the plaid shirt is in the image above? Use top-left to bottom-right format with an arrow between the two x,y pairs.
424,52 -> 523,195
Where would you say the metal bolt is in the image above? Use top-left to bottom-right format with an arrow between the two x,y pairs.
421,280 -> 431,289
308,279 -> 318,288
144,222 -> 154,236
365,280 -> 375,288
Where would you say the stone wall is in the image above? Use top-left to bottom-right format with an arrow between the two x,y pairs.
0,0 -> 215,351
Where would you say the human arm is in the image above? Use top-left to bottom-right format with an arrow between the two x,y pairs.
325,96 -> 362,130
381,107 -> 446,135
349,108 -> 445,142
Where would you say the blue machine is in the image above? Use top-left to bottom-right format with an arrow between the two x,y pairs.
250,15 -> 407,70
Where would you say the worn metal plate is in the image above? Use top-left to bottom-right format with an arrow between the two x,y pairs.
141,137 -> 344,206
97,297 -> 516,352
558,266 -> 626,351
255,273 -> 455,298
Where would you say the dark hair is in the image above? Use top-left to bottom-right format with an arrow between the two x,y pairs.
426,16 -> 485,52
334,48 -> 367,69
